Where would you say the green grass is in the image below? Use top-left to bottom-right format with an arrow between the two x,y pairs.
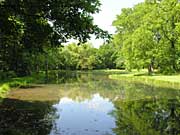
0,72 -> 45,99
109,69 -> 180,89
1,69 -> 180,100
0,84 -> 10,99
0,78 -> 30,99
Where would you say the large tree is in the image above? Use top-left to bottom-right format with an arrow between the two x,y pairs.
113,0 -> 180,74
0,0 -> 109,76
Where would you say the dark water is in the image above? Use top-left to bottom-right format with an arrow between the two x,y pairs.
0,71 -> 180,135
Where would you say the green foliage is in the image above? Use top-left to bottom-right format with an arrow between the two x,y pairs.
0,0 -> 110,76
2,0 -> 180,77
0,84 -> 10,98
0,71 -> 17,80
0,72 -> 45,98
77,43 -> 97,70
96,43 -> 118,69
113,0 -> 180,74
42,42 -> 121,70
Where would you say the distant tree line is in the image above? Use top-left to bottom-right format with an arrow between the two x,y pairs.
27,43 -> 122,72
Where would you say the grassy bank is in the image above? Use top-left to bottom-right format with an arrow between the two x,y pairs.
0,77 -> 33,99
1,69 -> 180,99
0,73 -> 46,99
109,70 -> 180,89
0,70 -> 121,99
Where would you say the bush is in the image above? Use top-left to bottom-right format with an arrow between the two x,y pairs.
0,84 -> 10,98
0,71 -> 17,80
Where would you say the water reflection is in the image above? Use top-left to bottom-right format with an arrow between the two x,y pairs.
50,94 -> 115,135
0,71 -> 180,135
113,98 -> 180,135
0,98 -> 56,135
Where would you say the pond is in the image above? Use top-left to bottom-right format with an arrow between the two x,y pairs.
0,71 -> 180,135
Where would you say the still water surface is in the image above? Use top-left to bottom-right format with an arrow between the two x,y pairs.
50,94 -> 115,135
0,72 -> 180,135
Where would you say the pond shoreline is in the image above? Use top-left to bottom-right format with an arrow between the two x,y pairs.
1,70 -> 180,100
0,74 -> 42,99
108,69 -> 180,89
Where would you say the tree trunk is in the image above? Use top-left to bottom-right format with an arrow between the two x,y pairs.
148,64 -> 153,75
45,53 -> 48,83
148,58 -> 154,75
35,54 -> 39,73
170,40 -> 176,71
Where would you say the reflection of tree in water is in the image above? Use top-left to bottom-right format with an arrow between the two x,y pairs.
1,72 -> 180,135
0,98 -> 56,135
112,98 -> 180,135
53,72 -> 180,135
57,72 -> 180,103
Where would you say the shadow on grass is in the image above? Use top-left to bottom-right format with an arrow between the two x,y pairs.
133,73 -> 148,76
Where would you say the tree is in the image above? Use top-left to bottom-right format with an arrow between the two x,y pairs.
113,2 -> 155,72
77,43 -> 97,70
113,0 -> 180,74
0,0 -> 110,76
96,43 -> 118,69
60,43 -> 80,70
155,0 -> 180,72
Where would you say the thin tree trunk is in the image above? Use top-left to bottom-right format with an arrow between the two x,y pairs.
148,64 -> 153,75
148,59 -> 154,75
45,53 -> 48,83
171,40 -> 176,70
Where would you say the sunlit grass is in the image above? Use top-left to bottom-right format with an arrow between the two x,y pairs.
0,80 -> 28,99
0,73 -> 43,99
0,84 -> 10,98
148,75 -> 180,83
109,69 -> 180,89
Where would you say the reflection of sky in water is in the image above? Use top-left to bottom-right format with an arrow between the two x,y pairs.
49,94 -> 116,135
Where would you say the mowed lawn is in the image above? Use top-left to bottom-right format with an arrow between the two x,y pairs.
107,69 -> 180,89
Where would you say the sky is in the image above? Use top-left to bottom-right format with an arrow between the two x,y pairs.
91,0 -> 144,48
